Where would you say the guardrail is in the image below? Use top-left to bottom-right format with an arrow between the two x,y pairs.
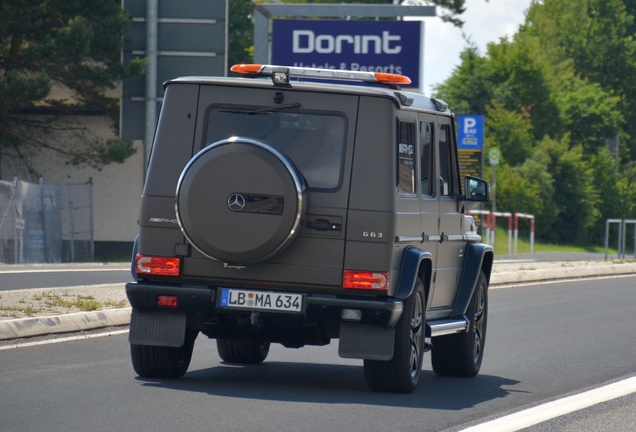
514,213 -> 535,257
605,219 -> 636,259
469,210 -> 535,257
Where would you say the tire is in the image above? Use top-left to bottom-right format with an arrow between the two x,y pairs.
175,137 -> 306,266
363,278 -> 426,393
130,330 -> 198,379
432,271 -> 488,377
216,339 -> 270,364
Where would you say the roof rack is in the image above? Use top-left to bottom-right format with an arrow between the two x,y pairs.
230,64 -> 412,87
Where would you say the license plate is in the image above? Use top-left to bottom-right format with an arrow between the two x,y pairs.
218,288 -> 303,314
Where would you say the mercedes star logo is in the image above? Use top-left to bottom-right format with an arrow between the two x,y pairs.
227,193 -> 246,211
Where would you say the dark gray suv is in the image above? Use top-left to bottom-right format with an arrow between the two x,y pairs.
126,64 -> 493,393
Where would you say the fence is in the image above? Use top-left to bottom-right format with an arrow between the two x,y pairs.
0,177 -> 94,263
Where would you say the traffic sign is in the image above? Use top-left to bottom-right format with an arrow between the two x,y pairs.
488,147 -> 501,165
457,115 -> 484,150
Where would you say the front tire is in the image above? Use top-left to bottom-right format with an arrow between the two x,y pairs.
364,278 -> 426,393
217,339 -> 270,364
432,271 -> 488,377
130,330 -> 198,379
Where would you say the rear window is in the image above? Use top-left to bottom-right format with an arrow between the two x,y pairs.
205,107 -> 347,190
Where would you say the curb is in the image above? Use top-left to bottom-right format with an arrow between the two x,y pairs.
490,263 -> 636,286
0,308 -> 131,341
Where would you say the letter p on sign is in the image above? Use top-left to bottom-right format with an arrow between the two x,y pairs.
464,117 -> 477,134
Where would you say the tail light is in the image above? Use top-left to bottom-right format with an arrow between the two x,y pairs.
135,254 -> 181,277
157,295 -> 178,308
343,270 -> 388,290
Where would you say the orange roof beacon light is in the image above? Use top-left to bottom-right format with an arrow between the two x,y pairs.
230,64 -> 412,87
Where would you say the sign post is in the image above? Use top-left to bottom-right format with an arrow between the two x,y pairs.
488,146 -> 501,214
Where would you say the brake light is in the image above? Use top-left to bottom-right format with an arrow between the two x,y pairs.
157,295 -> 178,308
135,254 -> 181,277
343,270 -> 388,290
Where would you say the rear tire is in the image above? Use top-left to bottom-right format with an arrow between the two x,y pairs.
217,339 -> 270,364
130,330 -> 198,379
363,278 -> 426,393
432,271 -> 488,377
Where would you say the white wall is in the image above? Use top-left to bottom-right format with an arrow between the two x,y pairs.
1,115 -> 144,243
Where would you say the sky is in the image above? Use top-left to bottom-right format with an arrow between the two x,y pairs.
415,0 -> 533,94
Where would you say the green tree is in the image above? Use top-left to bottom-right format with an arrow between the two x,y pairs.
433,42 -> 493,114
534,137 -> 600,245
0,0 -> 145,178
523,0 -> 636,157
554,71 -> 623,156
485,101 -> 534,166
589,149 -> 636,242
433,0 -> 636,246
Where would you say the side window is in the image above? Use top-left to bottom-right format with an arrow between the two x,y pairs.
420,121 -> 434,196
397,121 -> 416,195
438,124 -> 455,197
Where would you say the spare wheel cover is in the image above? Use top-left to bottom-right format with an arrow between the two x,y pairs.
176,137 -> 306,265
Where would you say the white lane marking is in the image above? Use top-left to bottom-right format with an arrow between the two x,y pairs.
0,268 -> 128,274
0,329 -> 129,350
459,376 -> 636,432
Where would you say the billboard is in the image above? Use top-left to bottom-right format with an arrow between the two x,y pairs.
272,20 -> 423,89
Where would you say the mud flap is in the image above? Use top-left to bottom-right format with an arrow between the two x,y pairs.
129,309 -> 187,347
338,322 -> 395,360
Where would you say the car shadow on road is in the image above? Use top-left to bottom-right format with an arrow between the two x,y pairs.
136,361 -> 521,409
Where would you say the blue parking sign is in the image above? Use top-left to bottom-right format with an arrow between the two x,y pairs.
457,115 -> 484,150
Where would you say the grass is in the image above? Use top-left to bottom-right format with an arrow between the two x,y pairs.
0,304 -> 43,317
488,225 -> 617,256
42,292 -> 103,311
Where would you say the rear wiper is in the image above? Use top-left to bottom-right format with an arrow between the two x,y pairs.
220,103 -> 301,115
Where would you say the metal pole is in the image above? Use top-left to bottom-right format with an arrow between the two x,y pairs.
529,217 -> 535,258
88,177 -> 94,261
621,219 -> 627,259
605,219 -> 610,260
39,177 -> 47,263
619,220 -> 624,259
144,0 -> 158,172
66,176 -> 75,262
513,214 -> 519,255
605,219 -> 623,259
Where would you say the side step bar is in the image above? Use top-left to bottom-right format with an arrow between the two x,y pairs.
428,317 -> 469,337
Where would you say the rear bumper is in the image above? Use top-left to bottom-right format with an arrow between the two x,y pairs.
125,281 -> 404,328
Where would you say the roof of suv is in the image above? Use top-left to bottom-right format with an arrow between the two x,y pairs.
166,75 -> 452,116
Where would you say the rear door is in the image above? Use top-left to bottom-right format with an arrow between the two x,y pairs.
181,84 -> 359,288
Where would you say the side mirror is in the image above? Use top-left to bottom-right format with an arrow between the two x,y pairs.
463,176 -> 490,202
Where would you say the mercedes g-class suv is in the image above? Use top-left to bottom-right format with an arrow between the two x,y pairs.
126,64 -> 493,393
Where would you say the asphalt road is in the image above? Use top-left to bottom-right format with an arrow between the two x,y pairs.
1,275 -> 635,432
0,263 -> 130,291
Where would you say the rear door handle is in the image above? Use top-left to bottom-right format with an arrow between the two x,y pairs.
307,219 -> 341,232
